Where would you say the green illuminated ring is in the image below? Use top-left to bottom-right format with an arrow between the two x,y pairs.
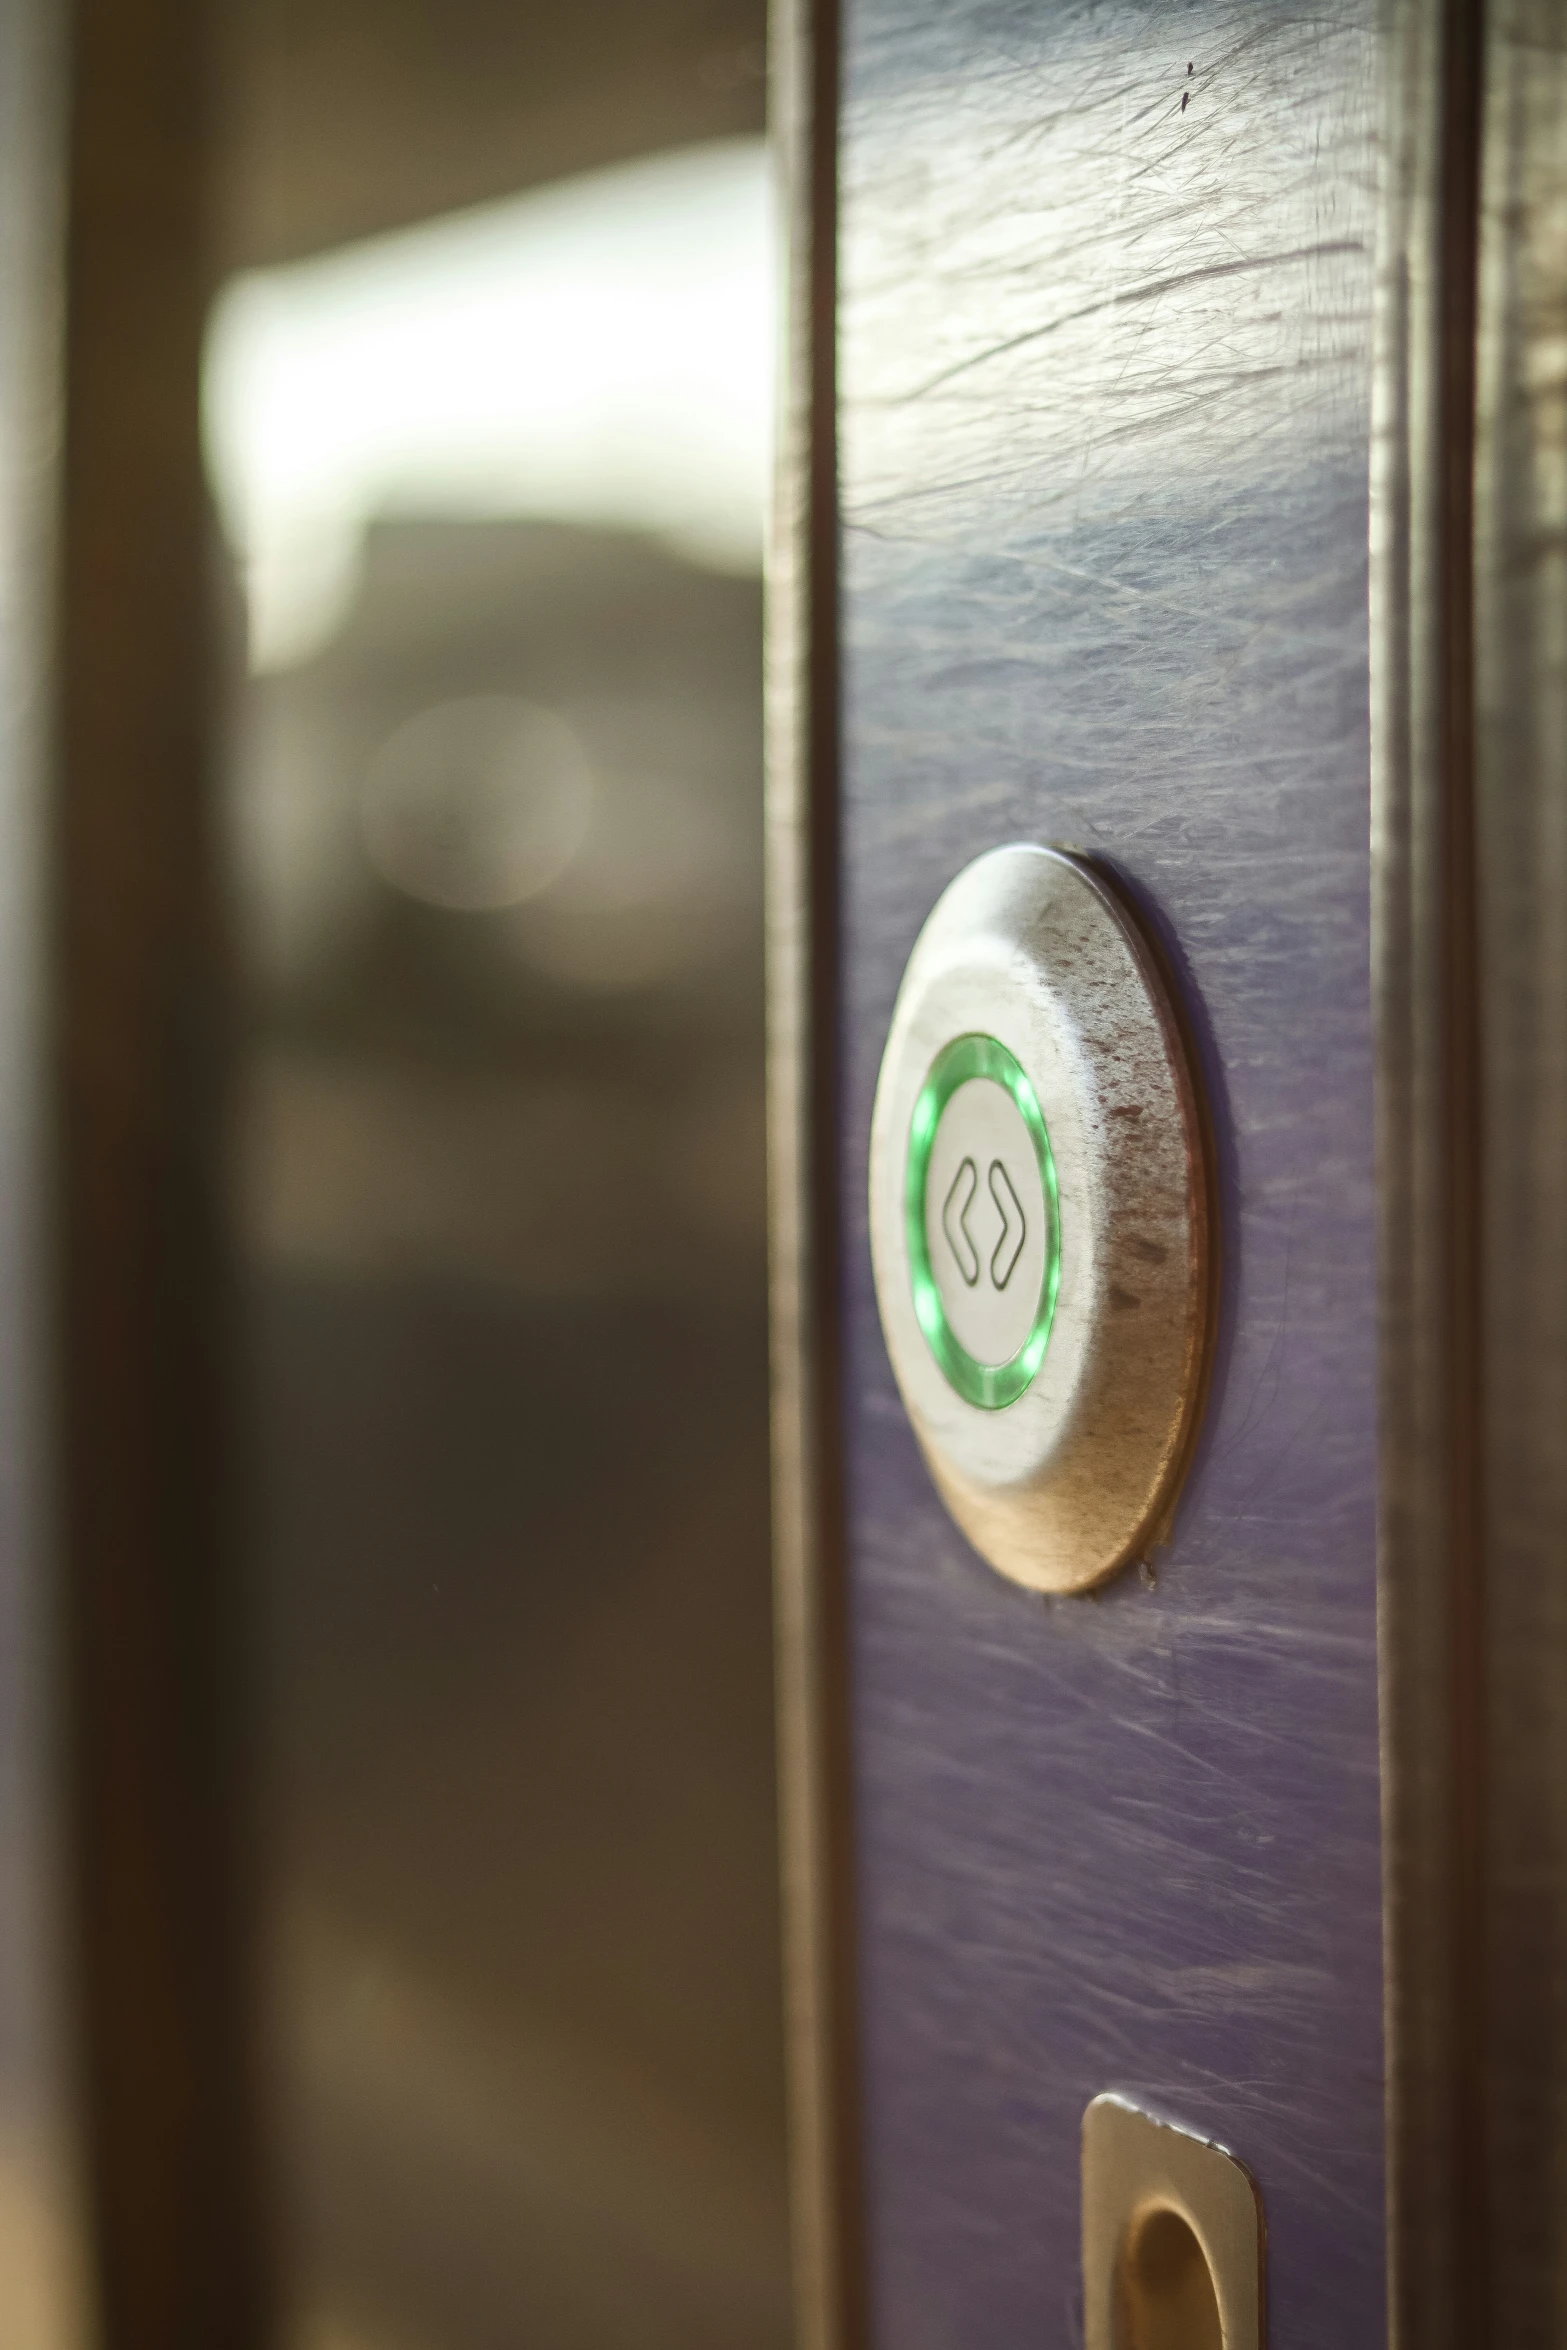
905,1032 -> 1061,1410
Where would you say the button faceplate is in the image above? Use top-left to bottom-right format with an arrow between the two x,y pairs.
927,1076 -> 1040,1359
908,1037 -> 1058,1406
868,844 -> 1215,1593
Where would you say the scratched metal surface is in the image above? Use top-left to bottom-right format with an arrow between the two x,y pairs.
837,2 -> 1385,2342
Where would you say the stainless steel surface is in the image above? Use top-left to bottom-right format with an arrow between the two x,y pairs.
1372,0 -> 1485,2339
867,846 -> 1213,1594
1081,2097 -> 1263,2350
836,0 -> 1386,2339
1475,0 -> 1567,2333
776,0 -> 1567,2339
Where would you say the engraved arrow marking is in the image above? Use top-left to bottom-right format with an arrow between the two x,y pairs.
941,1157 -> 981,1285
988,1159 -> 1026,1290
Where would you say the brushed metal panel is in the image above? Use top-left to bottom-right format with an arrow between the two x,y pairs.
1476,3 -> 1567,2333
1372,0 -> 1485,2339
838,3 -> 1385,2342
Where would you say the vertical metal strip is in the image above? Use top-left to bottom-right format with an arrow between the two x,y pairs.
766,0 -> 863,2346
1373,0 -> 1487,2340
1474,3 -> 1567,2335
53,0 -> 272,2339
0,0 -> 87,2330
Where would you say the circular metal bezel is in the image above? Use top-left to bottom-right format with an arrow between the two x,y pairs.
868,843 -> 1215,1594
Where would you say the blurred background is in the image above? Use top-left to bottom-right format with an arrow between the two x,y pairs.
206,6 -> 784,2348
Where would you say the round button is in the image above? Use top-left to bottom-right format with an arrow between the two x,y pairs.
906,1035 -> 1059,1407
868,844 -> 1215,1593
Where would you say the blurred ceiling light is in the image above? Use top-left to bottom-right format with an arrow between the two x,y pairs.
204,139 -> 773,673
360,698 -> 594,913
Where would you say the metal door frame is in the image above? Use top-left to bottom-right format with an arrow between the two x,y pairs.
767,0 -> 1567,2342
